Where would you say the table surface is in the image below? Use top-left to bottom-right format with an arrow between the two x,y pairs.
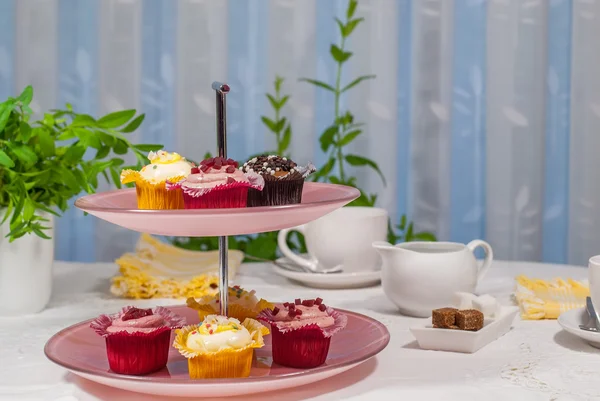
0,260 -> 597,401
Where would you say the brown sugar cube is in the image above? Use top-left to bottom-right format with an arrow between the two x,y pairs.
432,307 -> 458,328
456,309 -> 484,331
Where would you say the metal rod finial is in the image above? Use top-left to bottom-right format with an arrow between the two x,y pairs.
212,82 -> 230,94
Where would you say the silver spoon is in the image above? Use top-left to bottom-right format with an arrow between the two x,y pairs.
245,255 -> 343,274
579,297 -> 600,333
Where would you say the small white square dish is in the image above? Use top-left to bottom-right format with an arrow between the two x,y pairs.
409,306 -> 519,353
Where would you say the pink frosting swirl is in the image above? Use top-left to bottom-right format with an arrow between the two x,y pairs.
271,305 -> 335,330
183,168 -> 249,188
106,314 -> 167,334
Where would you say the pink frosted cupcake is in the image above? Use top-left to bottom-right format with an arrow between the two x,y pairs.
257,298 -> 347,368
166,157 -> 264,209
90,306 -> 186,375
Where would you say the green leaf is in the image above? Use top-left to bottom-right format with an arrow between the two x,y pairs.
274,76 -> 283,93
279,95 -> 290,109
345,154 -> 387,185
319,125 -> 339,152
0,104 -> 14,132
74,128 -> 102,149
405,222 -> 414,241
298,78 -> 336,92
38,129 -> 56,157
19,122 -> 32,142
347,0 -> 358,19
11,194 -> 24,224
32,227 -> 52,240
319,158 -> 336,178
266,94 -> 279,111
344,18 -> 364,37
341,75 -> 375,92
57,129 -> 76,141
109,167 -> 122,189
97,132 -> 116,147
58,166 -> 79,190
335,18 -> 346,37
23,199 -> 35,221
119,114 -> 145,133
280,124 -> 292,152
63,144 -> 86,164
330,44 -> 352,63
0,150 -> 14,168
274,117 -> 286,133
336,111 -> 354,126
133,144 -> 163,152
338,129 -> 362,146
261,116 -> 277,132
399,214 -> 407,230
72,114 -> 97,126
95,146 -> 110,160
9,144 -> 38,164
1,201 -> 13,225
113,140 -> 128,155
17,86 -> 33,105
412,232 -> 437,242
97,109 -> 136,128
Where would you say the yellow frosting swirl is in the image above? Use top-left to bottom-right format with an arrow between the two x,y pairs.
148,150 -> 184,164
185,315 -> 252,352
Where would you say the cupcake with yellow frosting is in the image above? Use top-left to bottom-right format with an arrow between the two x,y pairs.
173,315 -> 268,379
120,150 -> 193,209
186,285 -> 274,322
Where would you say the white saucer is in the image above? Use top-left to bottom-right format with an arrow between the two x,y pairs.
558,307 -> 600,349
410,306 -> 519,353
273,255 -> 380,289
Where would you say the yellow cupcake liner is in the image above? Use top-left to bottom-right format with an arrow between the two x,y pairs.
121,169 -> 186,210
186,296 -> 274,326
173,318 -> 266,379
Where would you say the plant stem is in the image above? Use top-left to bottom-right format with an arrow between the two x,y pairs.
334,36 -> 346,183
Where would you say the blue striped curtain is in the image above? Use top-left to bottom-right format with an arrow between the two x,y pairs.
0,0 -> 594,266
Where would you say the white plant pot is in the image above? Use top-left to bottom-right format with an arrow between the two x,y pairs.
0,210 -> 54,316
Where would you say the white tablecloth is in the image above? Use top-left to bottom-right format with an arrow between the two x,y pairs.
0,260 -> 597,401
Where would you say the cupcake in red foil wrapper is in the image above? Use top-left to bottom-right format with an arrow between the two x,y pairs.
241,155 -> 315,207
90,306 -> 186,375
166,157 -> 264,209
257,298 -> 347,368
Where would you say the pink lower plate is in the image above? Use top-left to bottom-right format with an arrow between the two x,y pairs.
74,182 -> 359,236
45,305 -> 389,398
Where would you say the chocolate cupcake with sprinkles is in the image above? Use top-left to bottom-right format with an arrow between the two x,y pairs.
240,155 -> 315,207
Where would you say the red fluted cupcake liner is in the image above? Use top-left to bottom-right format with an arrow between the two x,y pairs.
257,306 -> 347,368
90,306 -> 186,375
166,173 -> 264,209
104,327 -> 172,375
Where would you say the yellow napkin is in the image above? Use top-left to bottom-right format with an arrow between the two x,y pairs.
111,234 -> 244,299
514,275 -> 589,320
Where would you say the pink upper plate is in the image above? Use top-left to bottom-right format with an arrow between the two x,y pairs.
74,182 -> 359,236
45,305 -> 390,397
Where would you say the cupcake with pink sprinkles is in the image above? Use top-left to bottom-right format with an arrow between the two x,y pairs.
90,306 -> 186,375
166,157 -> 264,209
257,298 -> 347,368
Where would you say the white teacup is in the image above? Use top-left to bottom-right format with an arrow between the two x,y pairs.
589,256 -> 600,311
277,207 -> 388,273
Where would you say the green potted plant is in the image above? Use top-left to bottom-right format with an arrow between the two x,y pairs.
0,86 -> 162,315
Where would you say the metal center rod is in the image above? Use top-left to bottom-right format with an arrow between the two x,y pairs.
212,81 -> 230,316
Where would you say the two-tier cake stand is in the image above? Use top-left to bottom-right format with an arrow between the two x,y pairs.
44,83 -> 390,398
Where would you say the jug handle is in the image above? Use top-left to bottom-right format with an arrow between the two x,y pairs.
466,240 -> 493,283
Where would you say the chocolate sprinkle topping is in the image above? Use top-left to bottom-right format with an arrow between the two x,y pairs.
241,155 -> 297,175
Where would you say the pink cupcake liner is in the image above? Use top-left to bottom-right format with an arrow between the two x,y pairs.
90,306 -> 186,375
166,172 -> 264,209
257,306 -> 347,368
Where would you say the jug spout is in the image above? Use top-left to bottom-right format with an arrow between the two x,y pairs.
372,241 -> 406,256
